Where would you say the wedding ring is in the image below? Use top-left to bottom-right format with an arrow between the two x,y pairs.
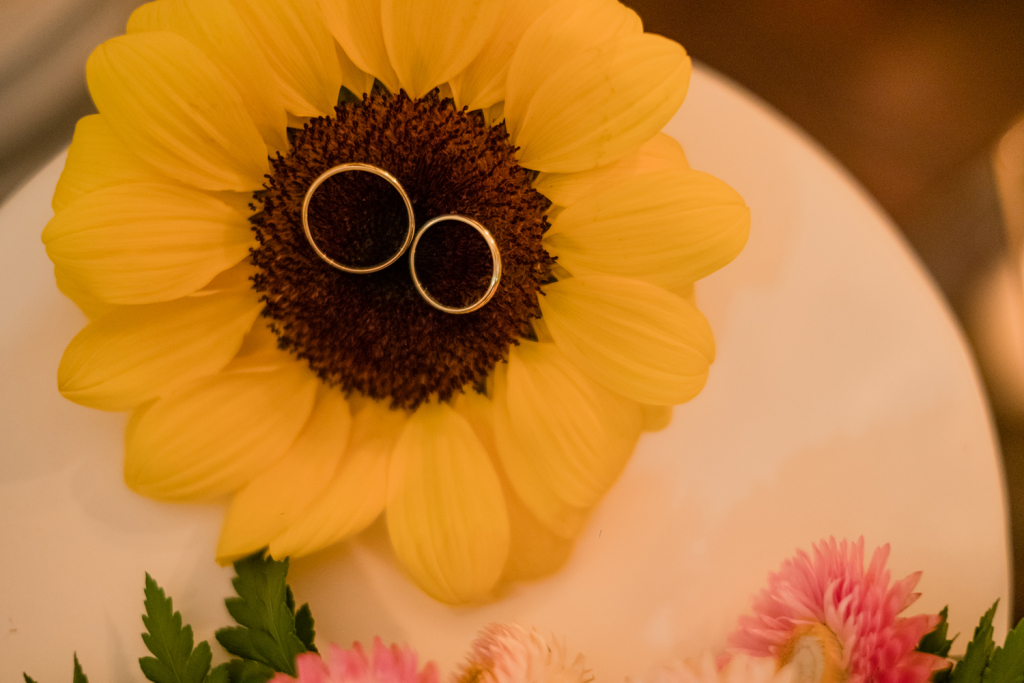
302,163 -> 415,274
409,215 -> 502,314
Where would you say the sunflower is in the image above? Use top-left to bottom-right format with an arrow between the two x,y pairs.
43,0 -> 749,604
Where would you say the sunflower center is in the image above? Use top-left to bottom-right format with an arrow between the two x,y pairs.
250,90 -> 553,409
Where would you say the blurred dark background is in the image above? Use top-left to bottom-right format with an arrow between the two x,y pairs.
3,0 -> 1024,617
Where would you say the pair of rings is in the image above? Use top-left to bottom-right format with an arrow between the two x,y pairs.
301,163 -> 501,315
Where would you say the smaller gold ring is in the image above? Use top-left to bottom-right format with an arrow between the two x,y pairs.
409,215 -> 502,314
301,163 -> 415,274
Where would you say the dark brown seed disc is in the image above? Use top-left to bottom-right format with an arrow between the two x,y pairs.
250,90 -> 553,409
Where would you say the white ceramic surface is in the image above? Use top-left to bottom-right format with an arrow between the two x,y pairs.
0,65 -> 1010,683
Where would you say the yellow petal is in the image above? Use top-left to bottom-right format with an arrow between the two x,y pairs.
640,404 -> 673,432
449,0 -> 556,111
677,282 -> 696,304
43,183 -> 255,305
268,399 -> 402,557
58,288 -> 262,412
86,32 -> 268,191
216,387 -> 351,564
544,169 -> 750,291
451,388 -> 496,451
508,33 -> 690,172
452,391 -> 575,581
54,267 -> 117,320
201,257 -> 260,293
504,0 -> 640,140
128,0 -> 289,153
533,132 -> 687,207
379,0 -> 502,99
494,340 -> 640,525
52,115 -> 169,214
483,101 -> 505,127
501,477 -> 575,581
505,0 -> 640,134
232,0 -> 343,117
489,362 -> 587,539
233,319 -> 288,367
387,401 -> 509,604
336,42 -> 376,97
539,275 -> 714,405
500,341 -> 642,508
317,0 -> 401,93
125,353 -> 319,500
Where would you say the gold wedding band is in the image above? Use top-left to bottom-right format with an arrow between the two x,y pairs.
409,214 -> 502,314
301,163 -> 415,274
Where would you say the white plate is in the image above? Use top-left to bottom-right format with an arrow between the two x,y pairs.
0,64 -> 1010,683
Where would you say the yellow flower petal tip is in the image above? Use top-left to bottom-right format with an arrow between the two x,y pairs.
540,276 -> 715,406
267,399 -> 398,559
43,183 -> 255,305
641,404 -> 674,433
387,402 -> 510,604
124,360 -> 318,501
215,387 -> 351,562
501,479 -> 577,582
496,341 -> 642,518
545,169 -> 750,291
127,0 -> 290,153
533,132 -> 689,208
509,32 -> 691,172
86,32 -> 269,191
52,114 -> 168,214
58,290 -> 261,412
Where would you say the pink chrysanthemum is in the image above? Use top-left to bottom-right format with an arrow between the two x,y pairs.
728,538 -> 947,683
456,623 -> 592,683
272,638 -> 439,683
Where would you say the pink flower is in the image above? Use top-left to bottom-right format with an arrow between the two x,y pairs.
728,538 -> 947,683
455,623 -> 592,683
272,638 -> 439,683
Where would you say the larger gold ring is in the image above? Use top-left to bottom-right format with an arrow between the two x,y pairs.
301,163 -> 415,274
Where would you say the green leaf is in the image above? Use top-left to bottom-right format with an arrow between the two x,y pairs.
951,601 -> 999,683
285,586 -> 295,615
205,664 -> 231,683
214,628 -> 268,666
284,586 -> 317,651
205,660 -> 274,683
73,654 -> 88,683
140,574 -> 214,683
294,604 -> 317,654
983,617 -> 1024,683
24,673 -> 39,683
214,554 -> 307,675
920,607 -> 957,657
229,660 -> 276,683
